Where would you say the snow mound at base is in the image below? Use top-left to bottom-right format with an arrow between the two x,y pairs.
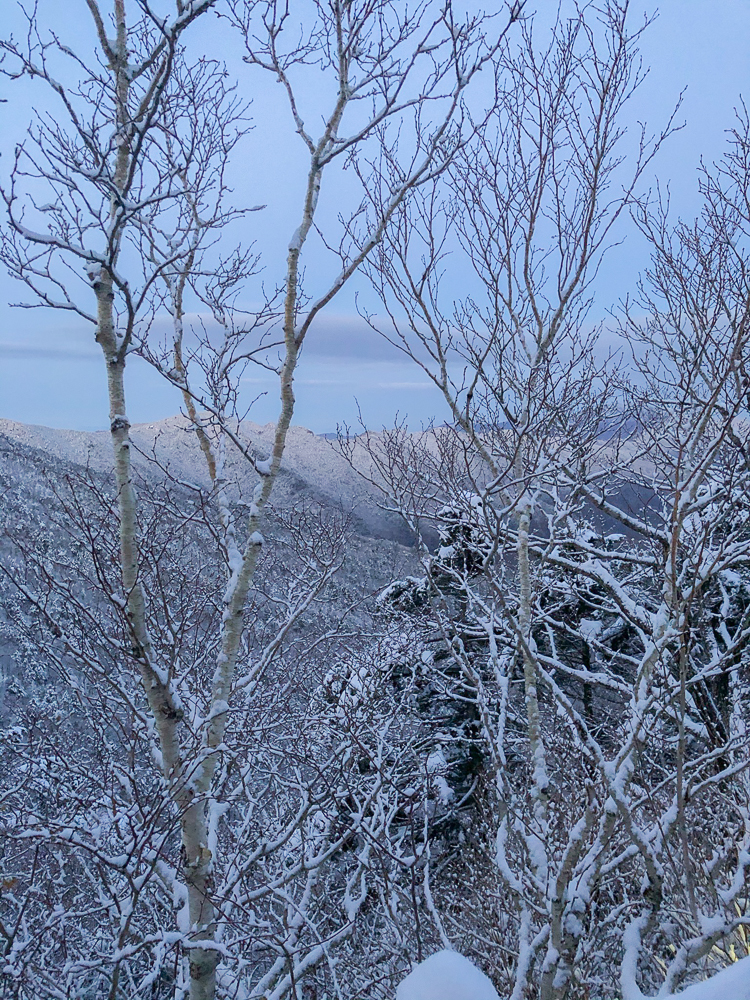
663,956 -> 750,999
396,951 -> 499,1000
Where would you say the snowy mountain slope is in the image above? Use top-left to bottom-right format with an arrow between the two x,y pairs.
0,416 -> 666,547
0,423 -> 418,720
0,416 -> 412,543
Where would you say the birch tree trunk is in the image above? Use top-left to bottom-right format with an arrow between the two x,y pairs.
90,5 -> 220,993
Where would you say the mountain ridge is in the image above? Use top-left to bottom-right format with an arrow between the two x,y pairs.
0,415 -> 413,544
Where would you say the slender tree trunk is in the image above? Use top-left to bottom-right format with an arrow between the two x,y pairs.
517,498 -> 548,825
94,6 -> 220,994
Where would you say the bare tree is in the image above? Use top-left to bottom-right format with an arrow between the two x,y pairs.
611,108 -> 750,994
335,2 -> 749,996
1,456 -> 376,998
0,1 -> 524,997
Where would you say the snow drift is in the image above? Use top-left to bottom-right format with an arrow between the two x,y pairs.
395,952 -> 499,1000
659,955 -> 750,999
395,951 -> 750,1000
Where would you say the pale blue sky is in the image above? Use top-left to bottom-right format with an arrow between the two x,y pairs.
1,1 -> 749,433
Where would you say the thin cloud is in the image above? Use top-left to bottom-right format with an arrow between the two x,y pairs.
376,381 -> 433,389
0,343 -> 99,360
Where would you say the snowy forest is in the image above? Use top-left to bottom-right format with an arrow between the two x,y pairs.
1,1 -> 750,999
